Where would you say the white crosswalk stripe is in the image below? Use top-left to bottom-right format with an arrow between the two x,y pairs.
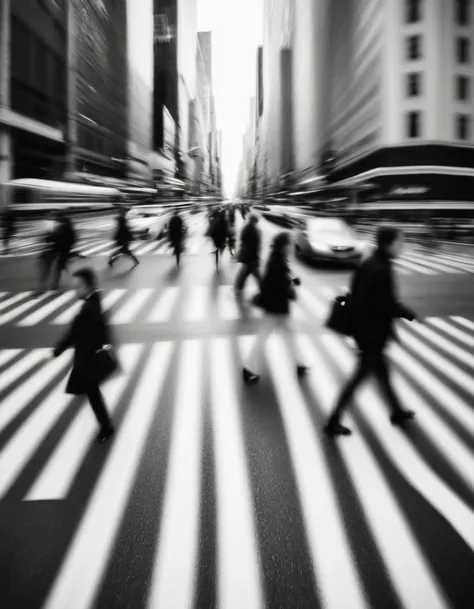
0,308 -> 472,606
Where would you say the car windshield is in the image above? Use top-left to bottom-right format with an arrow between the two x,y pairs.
307,219 -> 352,236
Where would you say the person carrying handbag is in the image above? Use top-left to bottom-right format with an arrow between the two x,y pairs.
243,232 -> 309,384
49,268 -> 117,443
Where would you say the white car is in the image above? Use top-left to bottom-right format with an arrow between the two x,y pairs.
126,209 -> 170,240
294,217 -> 368,265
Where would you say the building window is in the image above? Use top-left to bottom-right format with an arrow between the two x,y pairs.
406,35 -> 422,60
407,111 -> 421,138
456,75 -> 470,100
455,0 -> 470,25
456,114 -> 470,139
407,73 -> 422,96
457,37 -> 470,63
406,0 -> 421,23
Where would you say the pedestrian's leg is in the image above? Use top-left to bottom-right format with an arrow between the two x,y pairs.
126,244 -> 139,265
249,262 -> 262,288
327,351 -> 372,430
278,316 -> 308,374
86,385 -> 114,440
245,314 -> 276,377
235,264 -> 251,297
215,247 -> 219,269
373,353 -> 415,424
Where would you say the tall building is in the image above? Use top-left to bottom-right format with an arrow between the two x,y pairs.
323,0 -> 474,200
70,0 -> 128,178
126,0 -> 154,185
256,46 -> 264,123
1,0 -> 68,183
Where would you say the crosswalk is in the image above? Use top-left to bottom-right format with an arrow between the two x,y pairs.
0,299 -> 473,607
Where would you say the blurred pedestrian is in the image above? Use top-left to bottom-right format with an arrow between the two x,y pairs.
243,232 -> 308,383
2,207 -> 16,254
108,208 -> 139,268
50,268 -> 116,444
168,209 -> 187,268
325,226 -> 418,437
35,212 -> 59,294
208,209 -> 228,270
235,212 -> 262,300
51,212 -> 76,290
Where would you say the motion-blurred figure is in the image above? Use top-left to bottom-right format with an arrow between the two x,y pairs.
35,212 -> 59,294
243,232 -> 308,383
2,207 -> 16,254
50,212 -> 76,290
168,209 -> 187,268
51,268 -> 115,443
325,226 -> 418,437
235,212 -> 261,300
108,208 -> 139,268
208,209 -> 228,270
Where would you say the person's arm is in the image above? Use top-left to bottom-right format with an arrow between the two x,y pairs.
53,318 -> 77,357
374,268 -> 417,321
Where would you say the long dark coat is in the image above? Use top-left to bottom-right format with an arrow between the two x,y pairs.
168,215 -> 186,251
350,249 -> 416,352
54,292 -> 111,395
259,252 -> 296,315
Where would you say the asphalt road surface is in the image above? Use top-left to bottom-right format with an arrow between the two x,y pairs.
0,210 -> 473,609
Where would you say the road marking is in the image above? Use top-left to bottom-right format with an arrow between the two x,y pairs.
0,291 -> 33,314
43,342 -> 174,609
147,287 -> 179,323
211,337 -> 264,609
110,288 -> 154,324
450,316 -> 474,333
26,346 -> 142,501
300,335 -> 453,609
18,292 -> 76,326
183,285 -> 208,321
425,317 -> 474,350
0,292 -> 51,324
147,340 -> 204,609
266,335 -> 368,609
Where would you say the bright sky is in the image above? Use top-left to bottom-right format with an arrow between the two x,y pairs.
198,0 -> 263,197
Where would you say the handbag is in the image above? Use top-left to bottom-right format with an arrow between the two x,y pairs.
325,293 -> 353,336
94,345 -> 120,385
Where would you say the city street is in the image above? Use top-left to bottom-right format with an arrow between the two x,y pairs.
0,211 -> 474,609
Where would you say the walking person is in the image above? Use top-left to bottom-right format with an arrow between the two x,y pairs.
108,208 -> 139,268
51,212 -> 75,290
168,209 -> 187,268
35,212 -> 59,295
209,209 -> 228,270
49,268 -> 116,443
2,207 -> 16,254
235,212 -> 262,301
243,232 -> 309,384
324,225 -> 419,437
227,209 -> 236,257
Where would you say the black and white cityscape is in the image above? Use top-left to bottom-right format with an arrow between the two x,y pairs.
0,1 -> 474,608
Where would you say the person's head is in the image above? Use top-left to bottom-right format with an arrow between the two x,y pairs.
376,225 -> 403,258
248,212 -> 259,226
271,231 -> 292,257
72,268 -> 98,300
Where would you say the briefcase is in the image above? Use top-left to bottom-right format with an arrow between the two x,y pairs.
94,345 -> 120,385
325,293 -> 353,336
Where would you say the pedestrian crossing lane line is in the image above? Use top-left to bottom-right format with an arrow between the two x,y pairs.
210,338 -> 264,609
450,315 -> 474,333
182,285 -> 208,321
147,340 -> 204,608
43,342 -> 174,609
0,292 -> 50,325
262,335 -> 367,609
401,253 -> 461,274
216,285 -> 241,320
397,326 -> 474,396
110,288 -> 154,324
0,354 -> 74,499
323,334 -> 474,554
133,242 -> 158,256
426,317 -> 474,349
389,341 -> 474,435
406,319 -> 474,368
394,258 -> 437,275
298,286 -> 327,317
296,335 -> 452,609
413,252 -> 474,273
147,287 -> 179,323
0,348 -> 23,369
390,363 -> 474,494
0,350 -> 51,410
18,291 -> 76,326
79,242 -> 115,256
0,291 -> 32,314
26,346 -> 142,501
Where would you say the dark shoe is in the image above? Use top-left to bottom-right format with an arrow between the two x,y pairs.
390,409 -> 416,426
324,420 -> 352,436
108,259 -> 114,268
297,365 -> 309,378
133,258 -> 140,266
243,368 -> 260,384
96,427 -> 115,444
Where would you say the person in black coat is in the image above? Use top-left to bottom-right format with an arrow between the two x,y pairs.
243,232 -> 308,383
2,208 -> 16,254
168,210 -> 187,268
108,209 -> 139,268
51,213 -> 76,290
235,213 -> 262,300
209,210 -> 228,269
325,225 -> 419,436
49,268 -> 115,443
